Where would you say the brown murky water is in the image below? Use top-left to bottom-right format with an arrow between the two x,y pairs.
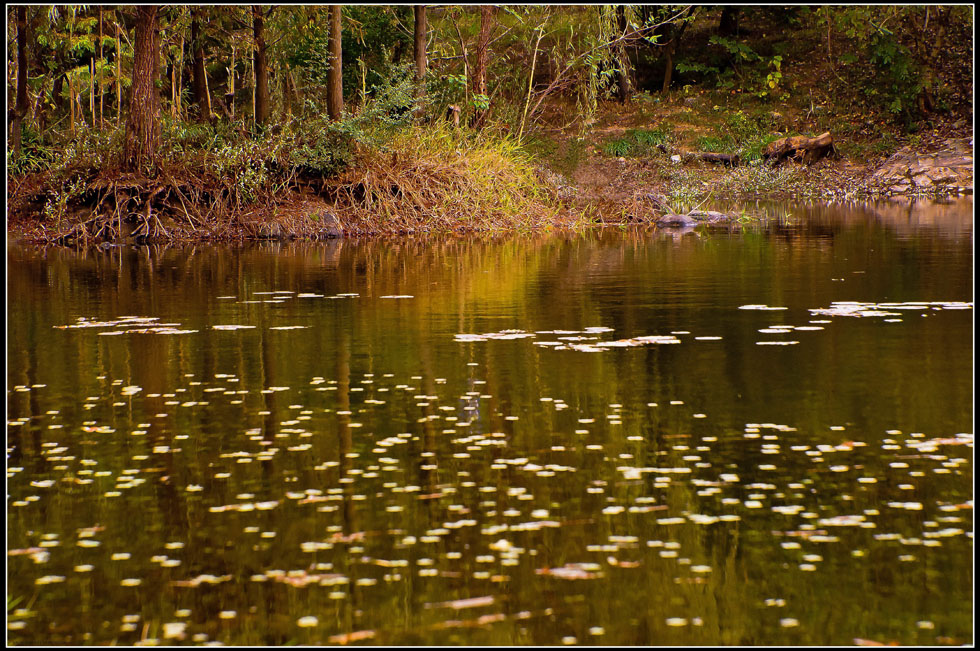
7,198 -> 973,645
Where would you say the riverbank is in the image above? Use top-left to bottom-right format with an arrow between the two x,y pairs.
7,122 -> 583,245
529,95 -> 973,223
7,103 -> 972,246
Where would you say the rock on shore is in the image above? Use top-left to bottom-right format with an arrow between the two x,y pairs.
869,137 -> 973,195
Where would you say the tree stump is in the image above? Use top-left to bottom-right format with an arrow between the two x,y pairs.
763,132 -> 835,166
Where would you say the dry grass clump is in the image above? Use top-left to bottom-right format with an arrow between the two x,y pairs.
327,125 -> 576,235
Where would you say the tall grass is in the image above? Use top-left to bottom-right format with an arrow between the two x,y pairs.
331,124 -> 570,234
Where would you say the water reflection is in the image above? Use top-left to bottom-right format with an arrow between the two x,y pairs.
7,200 -> 973,646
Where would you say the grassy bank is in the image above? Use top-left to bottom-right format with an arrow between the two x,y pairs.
8,116 -> 588,245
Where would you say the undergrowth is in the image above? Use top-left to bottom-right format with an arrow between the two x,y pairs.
331,125 -> 568,234
693,108 -> 782,162
601,125 -> 674,158
9,102 -> 571,243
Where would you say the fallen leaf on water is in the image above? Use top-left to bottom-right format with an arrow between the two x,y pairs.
535,565 -> 601,580
432,613 -> 508,629
425,595 -> 495,610
328,630 -> 376,644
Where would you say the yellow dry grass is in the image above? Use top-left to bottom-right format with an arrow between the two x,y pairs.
327,125 -> 578,235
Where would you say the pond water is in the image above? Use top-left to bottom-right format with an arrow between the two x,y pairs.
7,198 -> 973,646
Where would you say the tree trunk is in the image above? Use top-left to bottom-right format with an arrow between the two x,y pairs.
470,6 -> 495,129
615,5 -> 633,102
90,57 -> 97,124
53,67 -> 65,114
661,20 -> 689,94
123,6 -> 162,172
168,57 -> 176,117
253,6 -> 270,126
281,62 -> 290,116
289,66 -> 302,111
175,35 -> 184,119
327,5 -> 344,120
227,46 -> 236,120
34,76 -> 48,143
98,7 -> 104,126
718,6 -> 740,36
191,9 -> 210,121
69,70 -> 76,134
414,6 -> 427,87
10,6 -> 29,157
116,20 -> 122,125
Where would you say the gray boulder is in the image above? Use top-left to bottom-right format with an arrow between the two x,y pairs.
658,213 -> 698,227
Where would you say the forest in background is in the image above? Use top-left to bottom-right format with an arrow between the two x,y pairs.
6,5 -> 974,242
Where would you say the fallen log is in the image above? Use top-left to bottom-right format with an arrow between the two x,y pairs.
763,131 -> 834,166
689,151 -> 740,166
663,149 -> 740,166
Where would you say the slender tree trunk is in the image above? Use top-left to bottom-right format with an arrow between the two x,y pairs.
289,66 -> 302,111
123,6 -> 162,171
170,57 -> 177,118
68,8 -> 77,133
204,55 -> 213,118
53,65 -> 65,114
116,20 -> 122,125
470,5 -> 495,129
662,42 -> 675,93
327,5 -> 344,120
34,76 -> 48,143
98,7 -> 104,126
451,12 -> 469,107
227,46 -> 236,120
615,5 -> 633,102
176,35 -> 184,119
191,9 -> 210,122
11,6 -> 29,156
253,6 -> 270,126
414,6 -> 427,87
282,62 -> 291,116
517,25 -> 545,144
69,71 -> 76,135
662,21 -> 688,93
90,58 -> 96,123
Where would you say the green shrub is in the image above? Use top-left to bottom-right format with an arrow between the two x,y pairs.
7,124 -> 55,175
694,134 -> 735,154
601,126 -> 673,157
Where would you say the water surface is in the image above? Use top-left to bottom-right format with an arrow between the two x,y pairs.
7,198 -> 973,645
